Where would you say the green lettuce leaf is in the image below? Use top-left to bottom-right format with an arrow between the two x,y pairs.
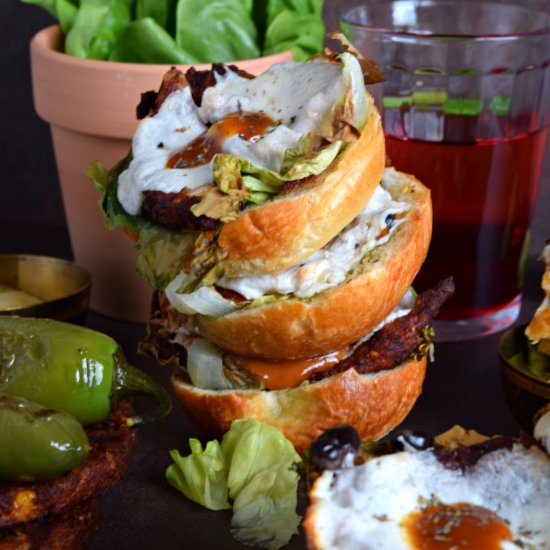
166,439 -> 231,511
109,18 -> 199,64
88,158 -> 194,290
22,0 -> 79,33
64,0 -> 113,58
167,419 -> 301,550
191,140 -> 342,221
86,0 -> 134,60
265,0 -> 324,26
186,338 -> 235,390
135,225 -> 194,290
175,0 -> 259,63
222,420 -> 302,549
135,0 -> 178,37
264,11 -> 324,61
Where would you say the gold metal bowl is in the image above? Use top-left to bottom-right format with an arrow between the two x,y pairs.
498,323 -> 550,432
0,255 -> 91,323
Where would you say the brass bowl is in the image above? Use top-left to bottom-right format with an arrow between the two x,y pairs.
498,323 -> 550,432
0,255 -> 91,323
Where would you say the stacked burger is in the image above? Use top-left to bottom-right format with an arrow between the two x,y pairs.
91,40 -> 453,452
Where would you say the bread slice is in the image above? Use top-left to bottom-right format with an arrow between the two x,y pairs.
195,169 -> 432,360
170,355 -> 426,453
217,97 -> 386,277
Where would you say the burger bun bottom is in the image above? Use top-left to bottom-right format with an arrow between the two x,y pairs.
170,356 -> 427,453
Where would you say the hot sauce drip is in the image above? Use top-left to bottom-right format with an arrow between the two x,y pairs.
166,111 -> 274,169
403,501 -> 513,550
239,350 -> 347,391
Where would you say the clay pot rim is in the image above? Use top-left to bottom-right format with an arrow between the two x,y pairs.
31,25 -> 294,72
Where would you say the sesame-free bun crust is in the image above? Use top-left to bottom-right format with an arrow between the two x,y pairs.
170,355 -> 427,453
218,95 -> 385,277
198,169 -> 432,360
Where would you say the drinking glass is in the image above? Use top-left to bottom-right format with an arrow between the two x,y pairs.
341,0 -> 550,341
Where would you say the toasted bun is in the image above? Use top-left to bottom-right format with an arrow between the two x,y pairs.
170,356 -> 427,453
218,96 -> 385,277
197,169 -> 432,360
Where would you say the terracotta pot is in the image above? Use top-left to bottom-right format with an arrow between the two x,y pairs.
30,25 -> 293,323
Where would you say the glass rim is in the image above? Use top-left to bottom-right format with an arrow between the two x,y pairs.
340,0 -> 550,41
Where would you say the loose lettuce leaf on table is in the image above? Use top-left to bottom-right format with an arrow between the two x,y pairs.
167,419 -> 302,550
222,420 -> 302,549
175,0 -> 260,63
166,439 -> 230,511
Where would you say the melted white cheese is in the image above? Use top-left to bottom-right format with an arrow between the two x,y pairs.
216,184 -> 410,300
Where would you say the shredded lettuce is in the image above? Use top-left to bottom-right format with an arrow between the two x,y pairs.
186,338 -> 235,390
87,158 -> 193,290
191,140 -> 343,222
167,419 -> 302,550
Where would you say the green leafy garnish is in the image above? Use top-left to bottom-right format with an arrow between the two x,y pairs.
167,419 -> 302,550
87,158 -> 194,290
21,0 -> 325,63
166,439 -> 230,511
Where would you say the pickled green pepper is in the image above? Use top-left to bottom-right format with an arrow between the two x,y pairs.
0,316 -> 171,426
0,393 -> 89,481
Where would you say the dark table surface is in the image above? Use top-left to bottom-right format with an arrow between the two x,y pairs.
2,1 -> 550,548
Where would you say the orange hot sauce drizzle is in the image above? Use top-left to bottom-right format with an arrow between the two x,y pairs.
166,112 -> 274,169
240,350 -> 347,391
403,502 -> 513,550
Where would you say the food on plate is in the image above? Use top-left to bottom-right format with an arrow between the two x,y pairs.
304,425 -> 550,550
0,284 -> 42,311
91,40 -> 451,451
0,317 -> 171,548
166,419 -> 301,550
21,0 -> 324,63
526,240 -> 550,356
0,316 -> 171,426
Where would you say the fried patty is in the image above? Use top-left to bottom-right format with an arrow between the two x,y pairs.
141,188 -> 220,232
142,278 -> 455,388
0,402 -> 137,530
309,277 -> 455,381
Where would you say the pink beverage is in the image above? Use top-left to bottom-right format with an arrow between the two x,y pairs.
386,129 -> 547,320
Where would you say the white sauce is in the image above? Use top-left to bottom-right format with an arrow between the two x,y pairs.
216,184 -> 410,300
310,445 -> 550,550
117,60 -> 349,215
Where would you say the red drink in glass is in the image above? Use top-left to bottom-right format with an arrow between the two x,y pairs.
341,0 -> 550,339
386,128 -> 547,320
